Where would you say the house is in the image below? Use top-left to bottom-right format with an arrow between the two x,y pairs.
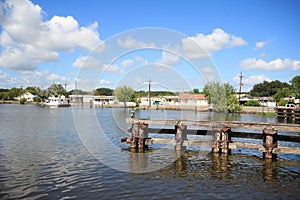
178,93 -> 208,107
93,96 -> 115,106
15,92 -> 36,102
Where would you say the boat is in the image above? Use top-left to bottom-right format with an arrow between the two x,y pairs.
43,96 -> 70,107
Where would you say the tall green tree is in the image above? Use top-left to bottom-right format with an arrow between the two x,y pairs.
290,75 -> 300,98
47,84 -> 66,96
250,80 -> 290,97
114,86 -> 135,108
203,82 -> 241,112
95,87 -> 113,96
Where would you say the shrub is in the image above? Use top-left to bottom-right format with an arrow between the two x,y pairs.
278,99 -> 287,106
245,100 -> 260,106
20,98 -> 27,104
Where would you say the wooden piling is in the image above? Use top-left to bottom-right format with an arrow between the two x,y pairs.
221,127 -> 231,154
262,128 -> 278,159
175,121 -> 187,151
212,127 -> 221,153
138,123 -> 149,149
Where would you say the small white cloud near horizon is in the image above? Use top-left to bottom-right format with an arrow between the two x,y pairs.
241,58 -> 300,71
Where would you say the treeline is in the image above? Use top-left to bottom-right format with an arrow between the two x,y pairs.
250,75 -> 300,103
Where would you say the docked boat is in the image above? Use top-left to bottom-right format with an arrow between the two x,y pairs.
43,96 -> 70,107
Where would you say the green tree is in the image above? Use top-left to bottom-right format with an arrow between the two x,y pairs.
203,82 -> 241,112
245,100 -> 260,106
25,86 -> 38,95
114,86 -> 135,108
95,87 -> 113,96
48,84 -> 66,96
290,75 -> 300,98
193,88 -> 200,94
273,87 -> 292,102
250,80 -> 290,97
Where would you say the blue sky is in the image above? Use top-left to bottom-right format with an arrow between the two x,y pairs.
0,0 -> 299,92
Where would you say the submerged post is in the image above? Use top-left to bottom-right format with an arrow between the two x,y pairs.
138,123 -> 149,149
221,127 -> 231,154
262,127 -> 278,159
175,121 -> 187,151
212,126 -> 231,154
212,127 -> 221,153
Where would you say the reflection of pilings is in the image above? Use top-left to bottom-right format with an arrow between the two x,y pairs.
210,153 -> 231,180
262,159 -> 278,182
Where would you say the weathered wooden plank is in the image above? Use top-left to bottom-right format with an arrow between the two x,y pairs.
147,138 -> 300,155
126,118 -> 300,132
146,128 -> 300,142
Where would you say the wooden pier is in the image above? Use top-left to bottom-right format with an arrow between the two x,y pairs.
122,117 -> 300,159
275,107 -> 300,122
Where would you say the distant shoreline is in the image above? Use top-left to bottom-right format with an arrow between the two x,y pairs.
1,101 -> 276,115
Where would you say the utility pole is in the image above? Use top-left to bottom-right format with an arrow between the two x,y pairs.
148,77 -> 151,108
238,72 -> 244,103
20,84 -> 23,100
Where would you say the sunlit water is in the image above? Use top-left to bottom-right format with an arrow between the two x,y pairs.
0,104 -> 299,199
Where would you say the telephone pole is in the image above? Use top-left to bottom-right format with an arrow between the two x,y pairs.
148,77 -> 151,108
238,72 -> 244,103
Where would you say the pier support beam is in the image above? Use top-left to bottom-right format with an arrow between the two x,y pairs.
138,123 -> 149,149
212,127 -> 231,154
262,128 -> 278,159
130,123 -> 149,149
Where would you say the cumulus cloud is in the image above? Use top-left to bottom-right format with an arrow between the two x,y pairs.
117,36 -> 156,49
182,28 -> 247,59
121,59 -> 133,68
255,41 -> 267,49
99,79 -> 112,86
233,74 -> 271,92
0,0 -> 102,70
72,56 -> 100,69
156,51 -> 180,66
240,58 -> 300,71
102,64 -> 124,74
0,70 -> 17,86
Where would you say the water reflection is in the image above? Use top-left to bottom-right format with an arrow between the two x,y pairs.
262,159 -> 278,182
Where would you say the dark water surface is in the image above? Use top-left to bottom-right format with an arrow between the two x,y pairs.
0,104 -> 299,199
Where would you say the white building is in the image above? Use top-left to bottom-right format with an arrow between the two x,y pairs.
15,92 -> 36,102
178,93 -> 208,107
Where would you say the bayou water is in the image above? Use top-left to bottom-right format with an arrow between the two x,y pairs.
0,104 -> 299,199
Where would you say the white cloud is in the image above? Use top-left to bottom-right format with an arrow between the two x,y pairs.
233,74 -> 271,92
0,69 -> 71,88
117,36 -> 156,49
240,58 -> 300,71
0,70 -> 17,87
72,56 -> 100,69
182,28 -> 247,59
255,41 -> 267,49
156,51 -> 180,66
99,79 -> 112,86
121,59 -> 133,68
200,67 -> 215,73
102,64 -> 124,74
0,0 -> 102,70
